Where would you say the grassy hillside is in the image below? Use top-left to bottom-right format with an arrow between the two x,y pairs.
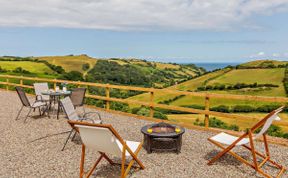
129,61 -> 287,111
207,68 -> 286,96
238,60 -> 288,68
36,54 -> 98,74
0,61 -> 54,74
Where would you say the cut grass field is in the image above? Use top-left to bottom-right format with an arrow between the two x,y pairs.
167,113 -> 288,132
0,61 -> 54,74
36,55 -> 97,74
128,69 -> 230,106
208,68 -> 286,97
170,68 -> 286,107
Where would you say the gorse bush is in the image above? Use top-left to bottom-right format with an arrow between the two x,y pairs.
194,117 -> 239,131
255,125 -> 288,139
197,82 -> 279,91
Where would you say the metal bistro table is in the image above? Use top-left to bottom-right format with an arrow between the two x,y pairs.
41,90 -> 71,119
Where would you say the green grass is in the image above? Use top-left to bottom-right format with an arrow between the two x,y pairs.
167,113 -> 288,131
0,61 -> 54,74
128,68 -> 231,106
208,68 -> 286,96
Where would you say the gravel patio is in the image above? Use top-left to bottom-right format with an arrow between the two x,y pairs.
0,90 -> 287,178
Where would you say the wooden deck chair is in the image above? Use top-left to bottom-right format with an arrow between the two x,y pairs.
207,106 -> 286,178
68,120 -> 145,178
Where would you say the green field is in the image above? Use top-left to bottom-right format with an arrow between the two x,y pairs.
129,67 -> 286,108
128,69 -> 230,105
0,61 -> 54,74
168,113 -> 288,132
169,68 -> 286,107
208,68 -> 286,96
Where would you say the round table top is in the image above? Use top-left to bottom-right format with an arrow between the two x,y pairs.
141,123 -> 185,138
41,90 -> 71,96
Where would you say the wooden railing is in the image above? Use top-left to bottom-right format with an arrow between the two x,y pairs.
0,74 -> 288,131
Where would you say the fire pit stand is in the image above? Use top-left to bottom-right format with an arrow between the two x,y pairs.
141,122 -> 185,154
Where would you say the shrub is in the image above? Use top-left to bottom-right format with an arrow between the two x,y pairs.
82,63 -> 90,71
62,71 -> 84,81
110,102 -> 129,112
232,105 -> 255,113
194,117 -> 239,131
256,104 -> 282,113
153,111 -> 168,120
210,105 -> 230,113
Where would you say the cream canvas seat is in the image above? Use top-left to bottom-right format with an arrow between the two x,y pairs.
68,120 -> 145,178
33,83 -> 50,102
208,106 -> 286,178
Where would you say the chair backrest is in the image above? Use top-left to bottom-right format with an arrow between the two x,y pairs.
76,124 -> 123,157
33,83 -> 49,100
70,88 -> 86,107
253,106 -> 284,138
15,86 -> 31,107
60,97 -> 80,121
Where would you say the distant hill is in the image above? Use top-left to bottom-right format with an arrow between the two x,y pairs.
0,55 -> 205,88
238,59 -> 288,69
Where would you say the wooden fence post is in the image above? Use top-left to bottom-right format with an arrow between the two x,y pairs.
77,81 -> 80,88
149,90 -> 154,118
204,94 -> 210,129
6,78 -> 9,90
106,84 -> 110,111
20,76 -> 23,85
53,79 -> 57,90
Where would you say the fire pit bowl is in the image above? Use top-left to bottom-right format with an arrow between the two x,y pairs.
141,122 -> 185,154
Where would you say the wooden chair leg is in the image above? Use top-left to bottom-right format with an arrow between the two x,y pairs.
80,144 -> 85,178
249,131 -> 258,171
263,134 -> 270,157
121,144 -> 126,178
86,154 -> 104,178
123,143 -> 145,177
208,139 -> 255,168
100,152 -> 114,165
207,138 -> 237,165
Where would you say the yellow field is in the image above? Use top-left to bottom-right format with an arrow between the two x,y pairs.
168,113 -> 288,131
37,55 -> 97,73
0,61 -> 54,74
153,62 -> 180,69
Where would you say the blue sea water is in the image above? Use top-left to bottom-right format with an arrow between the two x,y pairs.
194,63 -> 239,71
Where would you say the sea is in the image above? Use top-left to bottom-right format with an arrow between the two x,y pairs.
193,63 -> 240,71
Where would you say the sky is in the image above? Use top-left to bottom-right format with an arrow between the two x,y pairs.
0,0 -> 288,63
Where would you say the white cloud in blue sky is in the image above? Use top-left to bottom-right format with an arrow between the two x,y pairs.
0,0 -> 288,62
0,0 -> 288,31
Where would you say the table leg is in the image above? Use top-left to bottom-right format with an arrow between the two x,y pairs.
57,96 -> 60,119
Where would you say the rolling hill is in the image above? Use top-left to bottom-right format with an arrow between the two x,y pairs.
0,55 -> 205,88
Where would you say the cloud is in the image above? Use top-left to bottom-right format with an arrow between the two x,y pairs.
177,40 -> 273,44
249,51 -> 288,59
0,0 -> 288,31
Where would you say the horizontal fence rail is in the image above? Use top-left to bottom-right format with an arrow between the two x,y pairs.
1,74 -> 288,136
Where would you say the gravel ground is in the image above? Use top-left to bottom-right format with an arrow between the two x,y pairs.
0,90 -> 287,178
